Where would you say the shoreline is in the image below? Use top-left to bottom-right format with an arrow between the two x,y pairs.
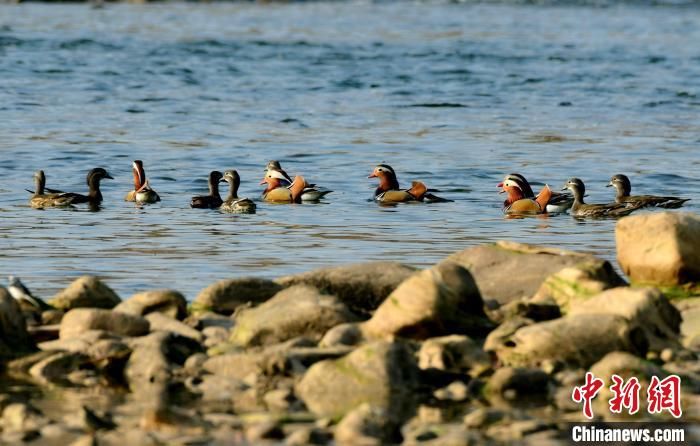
0,212 -> 698,444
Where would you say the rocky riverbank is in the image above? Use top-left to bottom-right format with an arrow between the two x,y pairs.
1,212 -> 699,445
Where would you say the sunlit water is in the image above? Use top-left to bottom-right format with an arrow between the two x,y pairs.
1,2 -> 699,299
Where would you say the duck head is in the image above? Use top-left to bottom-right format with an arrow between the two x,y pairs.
265,160 -> 293,184
87,168 -> 114,184
132,160 -> 146,190
207,171 -> 223,195
607,174 -> 631,198
497,176 -> 528,206
260,169 -> 288,189
503,173 -> 535,198
368,164 -> 400,192
562,177 -> 585,203
221,170 -> 241,199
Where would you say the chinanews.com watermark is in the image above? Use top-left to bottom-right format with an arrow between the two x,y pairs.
567,372 -> 694,445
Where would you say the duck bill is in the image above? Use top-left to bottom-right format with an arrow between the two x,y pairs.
605,182 -> 613,187
105,172 -> 114,180
497,182 -> 505,194
259,178 -> 267,185
368,172 -> 377,178
561,186 -> 569,191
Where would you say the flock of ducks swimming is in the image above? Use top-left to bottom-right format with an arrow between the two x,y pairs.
499,173 -> 690,217
27,160 -> 690,217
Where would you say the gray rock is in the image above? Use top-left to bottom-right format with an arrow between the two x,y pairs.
192,277 -> 283,315
319,322 -> 364,347
2,402 -> 46,433
276,261 -> 416,315
485,367 -> 550,400
285,426 -> 331,445
334,403 -> 397,446
125,331 -> 202,393
60,308 -> 149,339
616,212 -> 700,285
417,335 -> 490,376
433,381 -> 469,402
296,341 -> 419,421
493,314 -> 648,368
146,312 -> 204,342
0,286 -> 35,358
676,298 -> 700,349
361,262 -> 492,340
230,285 -> 359,347
50,276 -> 121,310
28,351 -> 92,386
444,241 -> 616,305
530,260 -> 625,313
569,287 -> 681,351
114,289 -> 187,320
202,325 -> 229,348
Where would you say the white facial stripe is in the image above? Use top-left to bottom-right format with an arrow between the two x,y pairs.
267,170 -> 287,181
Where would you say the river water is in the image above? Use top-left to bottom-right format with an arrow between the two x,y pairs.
1,1 -> 698,299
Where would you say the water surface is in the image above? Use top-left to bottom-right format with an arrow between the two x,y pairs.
1,2 -> 699,299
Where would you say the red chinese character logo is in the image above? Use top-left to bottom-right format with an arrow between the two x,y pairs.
608,374 -> 641,415
647,375 -> 682,418
572,372 -> 605,419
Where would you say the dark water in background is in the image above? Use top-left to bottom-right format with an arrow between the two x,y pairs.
0,2 -> 699,299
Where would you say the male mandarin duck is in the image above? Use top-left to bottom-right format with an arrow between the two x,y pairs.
502,173 -> 574,213
28,170 -> 75,208
563,177 -> 642,218
263,161 -> 329,201
265,160 -> 293,186
220,170 -> 256,214
191,171 -> 224,209
125,160 -> 160,204
260,168 -> 331,203
368,164 -> 451,203
498,174 -> 552,214
607,174 -> 690,209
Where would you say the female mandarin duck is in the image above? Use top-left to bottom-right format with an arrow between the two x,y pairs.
607,174 -> 690,209
220,170 -> 256,214
125,160 -> 160,204
563,177 -> 642,218
60,168 -> 114,205
498,175 -> 552,214
191,171 -> 224,209
501,173 -> 574,213
28,170 -> 75,208
368,164 -> 451,203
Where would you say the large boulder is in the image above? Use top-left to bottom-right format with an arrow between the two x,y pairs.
493,314 -> 648,368
531,261 -> 626,313
114,290 -> 187,320
0,287 -> 35,358
443,242 -> 618,305
296,341 -> 419,421
361,262 -> 492,340
616,212 -> 700,285
230,285 -> 359,347
50,276 -> 121,310
276,262 -> 416,316
59,309 -> 149,339
569,287 -> 681,350
192,277 -> 282,315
